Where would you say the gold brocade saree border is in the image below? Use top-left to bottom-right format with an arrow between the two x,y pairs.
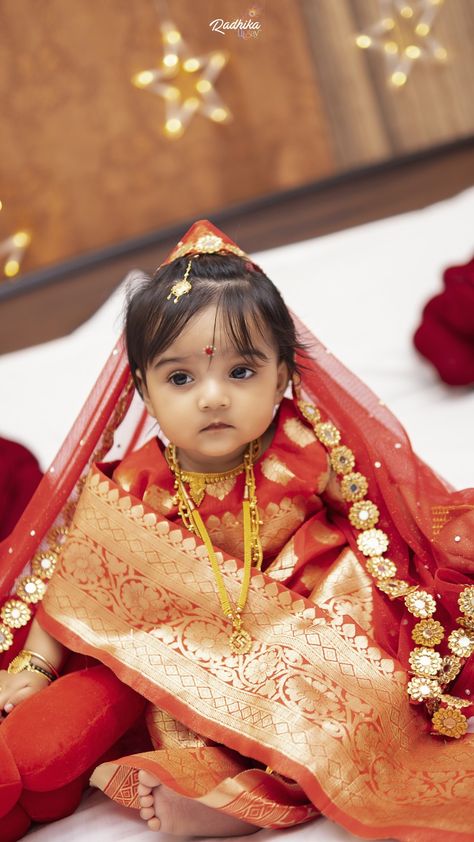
39,466 -> 474,840
102,750 -> 317,828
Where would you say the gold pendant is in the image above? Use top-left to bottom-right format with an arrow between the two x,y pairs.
187,476 -> 206,506
229,626 -> 252,655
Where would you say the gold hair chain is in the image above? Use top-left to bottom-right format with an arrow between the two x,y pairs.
167,441 -> 262,654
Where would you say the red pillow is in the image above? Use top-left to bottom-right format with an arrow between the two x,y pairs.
414,257 -> 474,386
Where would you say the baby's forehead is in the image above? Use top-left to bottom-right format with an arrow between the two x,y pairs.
167,306 -> 272,352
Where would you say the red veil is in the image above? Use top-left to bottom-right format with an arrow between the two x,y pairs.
0,220 -> 473,839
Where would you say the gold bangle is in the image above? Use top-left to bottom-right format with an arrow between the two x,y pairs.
8,650 -> 58,681
23,649 -> 59,678
25,664 -> 54,682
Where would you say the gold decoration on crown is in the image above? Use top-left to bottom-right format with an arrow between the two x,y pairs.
170,234 -> 247,261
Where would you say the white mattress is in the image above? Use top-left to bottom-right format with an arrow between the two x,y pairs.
1,187 -> 473,841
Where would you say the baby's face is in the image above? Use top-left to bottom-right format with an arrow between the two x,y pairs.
137,304 -> 288,473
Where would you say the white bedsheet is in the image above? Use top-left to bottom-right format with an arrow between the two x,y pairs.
0,187 -> 473,841
1,188 -> 473,488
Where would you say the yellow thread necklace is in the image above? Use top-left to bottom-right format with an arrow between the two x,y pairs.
167,440 -> 262,655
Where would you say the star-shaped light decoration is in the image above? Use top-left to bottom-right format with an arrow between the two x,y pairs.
355,0 -> 447,87
132,19 -> 231,138
0,201 -> 31,280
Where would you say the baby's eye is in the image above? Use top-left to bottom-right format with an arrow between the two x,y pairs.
169,372 -> 193,386
230,366 -> 254,380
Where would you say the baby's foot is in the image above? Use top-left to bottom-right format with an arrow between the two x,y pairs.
137,769 -> 259,836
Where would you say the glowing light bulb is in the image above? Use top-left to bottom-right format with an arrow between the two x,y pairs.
164,86 -> 180,100
405,45 -> 421,59
133,71 -> 154,87
210,53 -> 226,68
391,71 -> 407,86
400,6 -> 414,18
384,41 -> 399,54
165,30 -> 181,44
13,231 -> 30,248
4,259 -> 20,277
163,54 -> 179,68
356,34 -> 372,49
165,118 -> 183,135
210,107 -> 228,122
196,79 -> 212,93
382,17 -> 395,30
183,58 -> 200,72
184,96 -> 199,109
415,22 -> 430,36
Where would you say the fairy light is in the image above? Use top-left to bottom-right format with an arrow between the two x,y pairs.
210,107 -> 229,122
131,17 -> 231,139
163,53 -> 178,68
183,58 -> 199,73
133,70 -> 154,87
164,86 -> 180,100
4,259 -> 20,277
165,118 -> 183,136
355,0 -> 448,87
12,231 -> 30,248
391,70 -> 408,86
196,79 -> 212,93
0,205 -> 31,280
165,30 -> 181,45
415,21 -> 430,34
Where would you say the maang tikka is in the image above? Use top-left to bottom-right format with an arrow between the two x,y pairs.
167,259 -> 193,304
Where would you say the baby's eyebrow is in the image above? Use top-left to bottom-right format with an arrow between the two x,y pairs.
152,355 -> 190,369
233,346 -> 270,362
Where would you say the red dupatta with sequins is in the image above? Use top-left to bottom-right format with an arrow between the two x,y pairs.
0,221 -> 473,841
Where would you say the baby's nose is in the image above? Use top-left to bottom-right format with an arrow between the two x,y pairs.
198,383 -> 230,410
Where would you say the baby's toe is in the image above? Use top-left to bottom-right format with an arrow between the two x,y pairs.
138,783 -> 152,796
138,769 -> 160,788
147,817 -> 162,831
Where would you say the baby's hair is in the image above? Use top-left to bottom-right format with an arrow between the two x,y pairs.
125,254 -> 304,395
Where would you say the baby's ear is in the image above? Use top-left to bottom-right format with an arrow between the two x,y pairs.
276,361 -> 289,399
135,370 -> 151,408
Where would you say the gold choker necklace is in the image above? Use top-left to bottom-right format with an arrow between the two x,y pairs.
167,440 -> 262,654
167,459 -> 246,507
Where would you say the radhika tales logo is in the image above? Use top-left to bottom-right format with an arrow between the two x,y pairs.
209,4 -> 262,39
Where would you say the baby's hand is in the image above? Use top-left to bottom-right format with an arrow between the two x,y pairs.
0,668 -> 50,717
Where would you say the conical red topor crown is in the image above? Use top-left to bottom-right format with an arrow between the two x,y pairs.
162,219 -> 251,266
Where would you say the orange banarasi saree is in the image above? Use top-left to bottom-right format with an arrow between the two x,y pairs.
35,395 -> 474,842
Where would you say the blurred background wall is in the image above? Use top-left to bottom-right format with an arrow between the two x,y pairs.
1,0 -> 473,348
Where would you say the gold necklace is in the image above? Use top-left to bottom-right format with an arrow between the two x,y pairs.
296,395 -> 474,740
168,460 -> 247,507
167,441 -> 262,655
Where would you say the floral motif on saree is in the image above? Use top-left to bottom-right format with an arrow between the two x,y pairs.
36,398 -> 474,840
